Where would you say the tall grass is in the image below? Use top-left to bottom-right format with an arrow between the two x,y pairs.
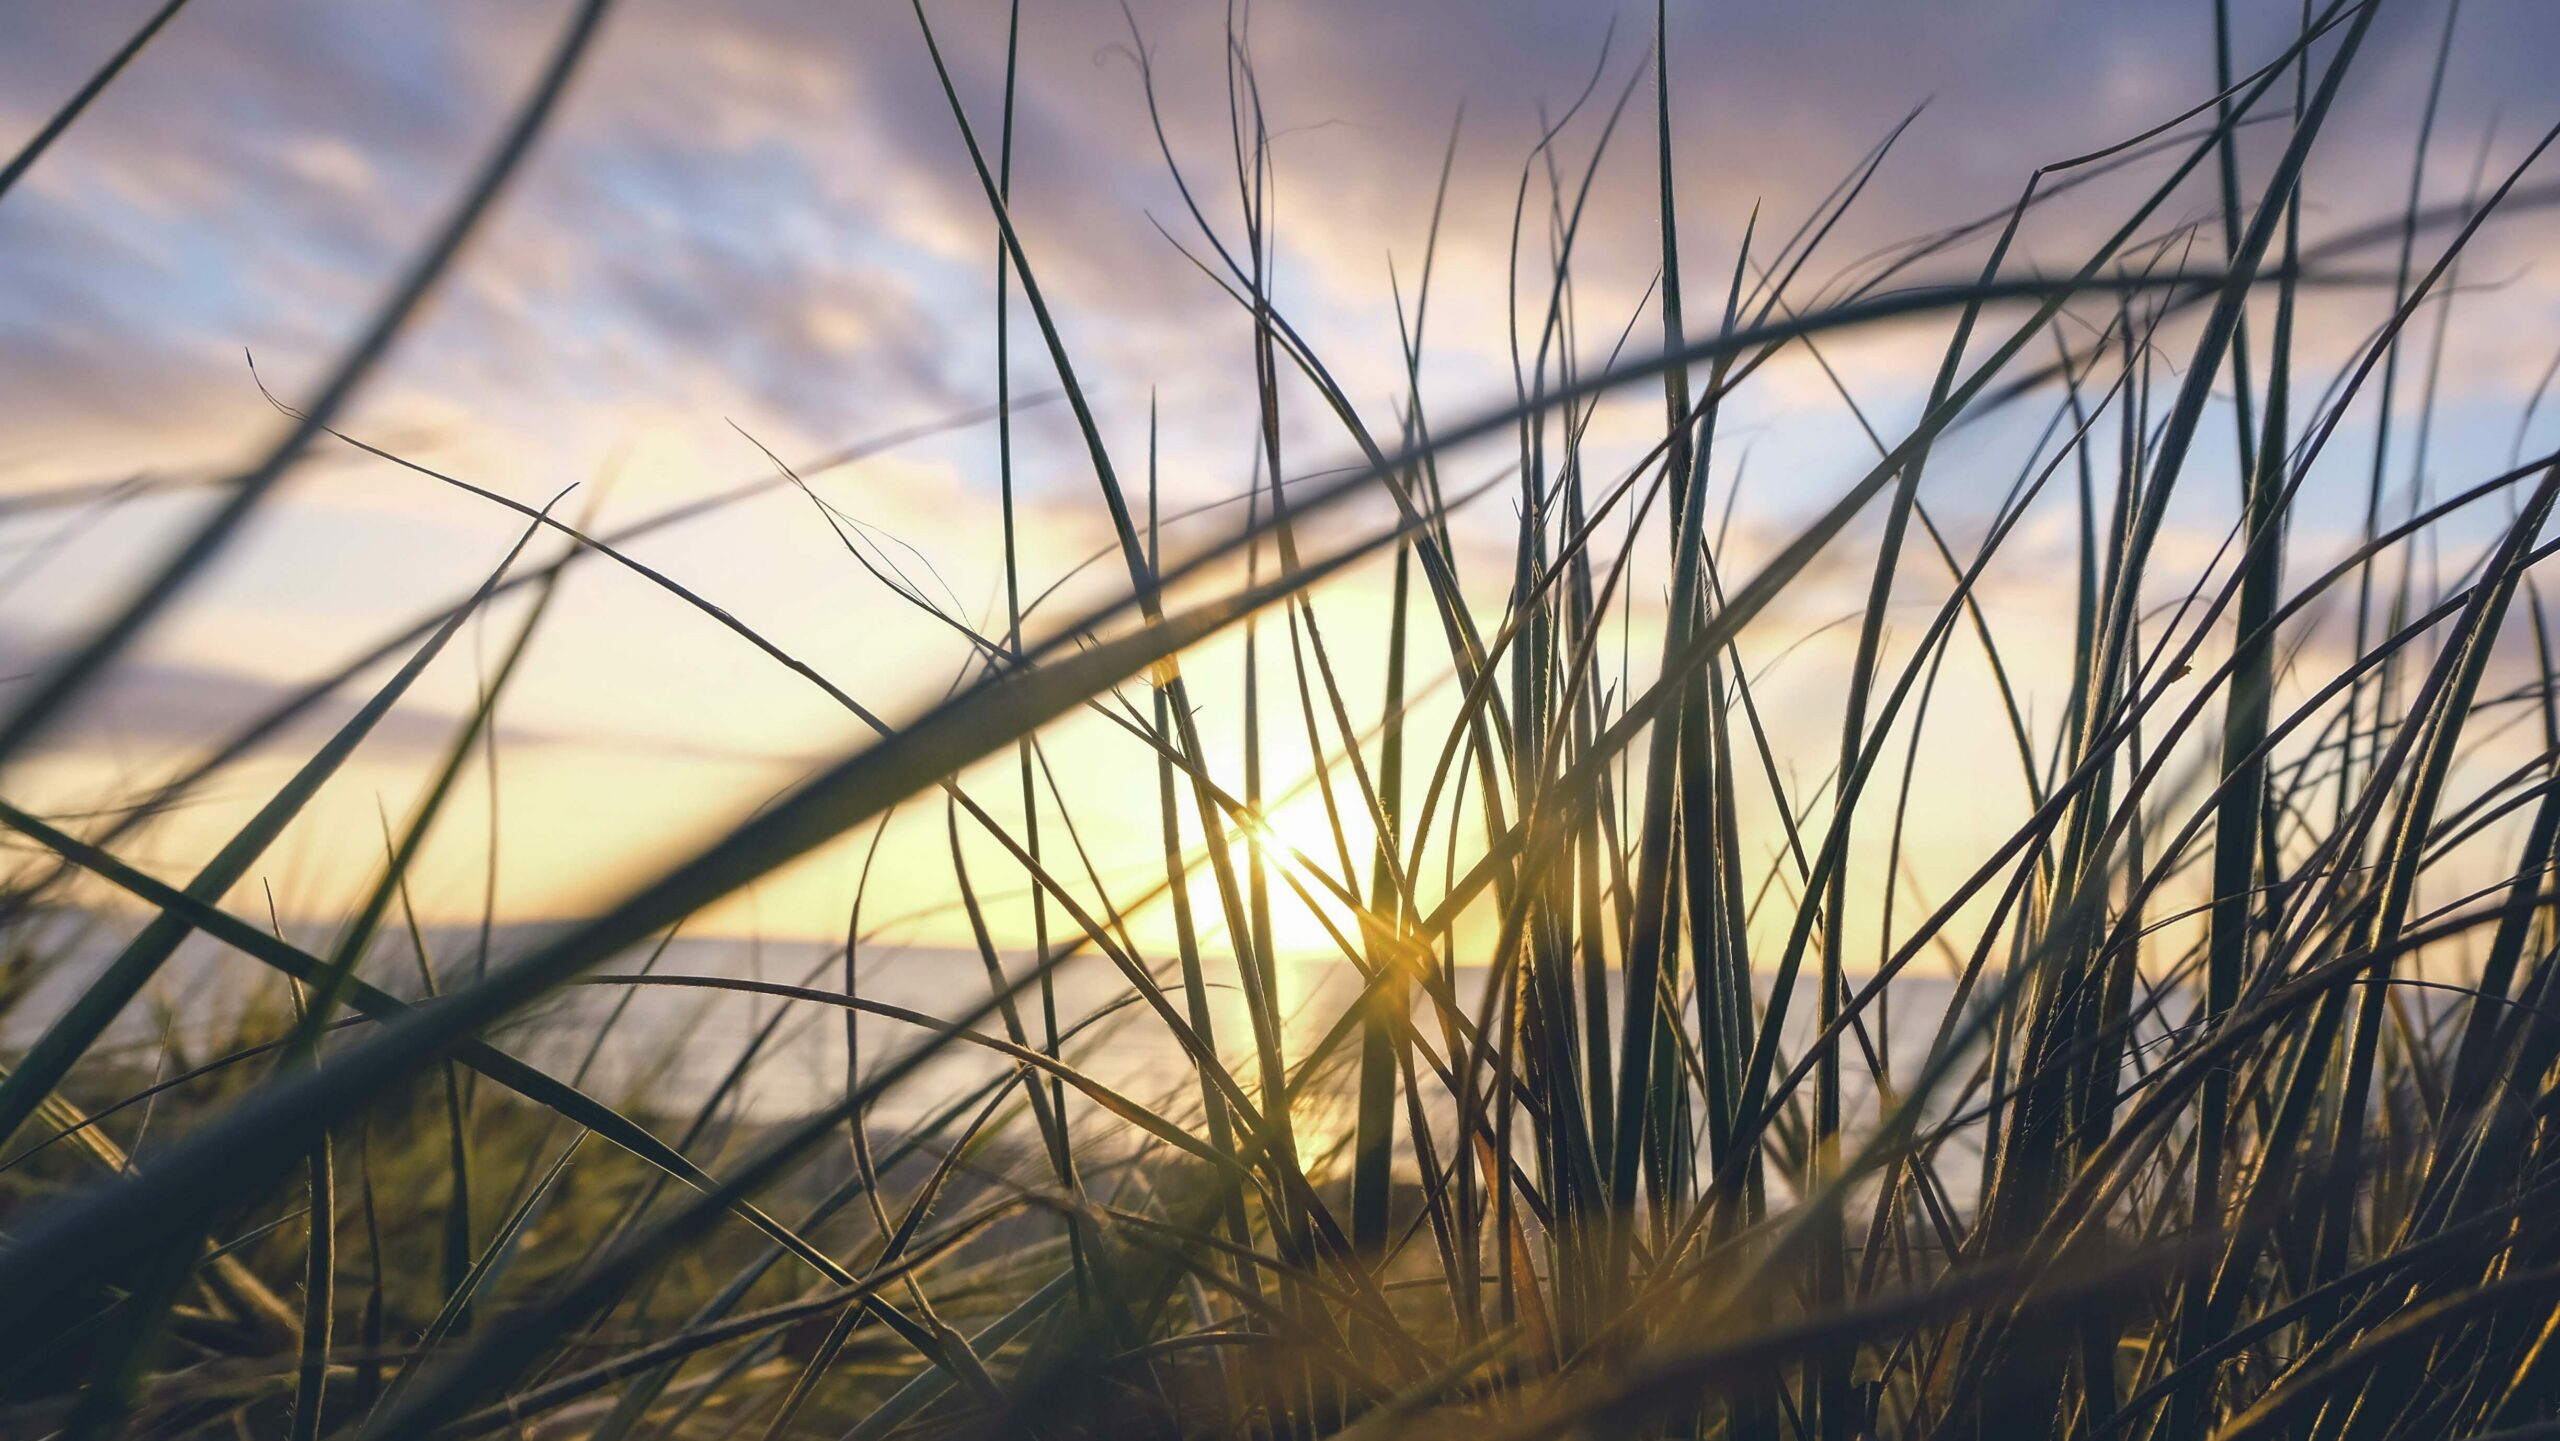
6,0 -> 2560,1437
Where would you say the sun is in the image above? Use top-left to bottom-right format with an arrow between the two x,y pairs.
1239,789 -> 1384,963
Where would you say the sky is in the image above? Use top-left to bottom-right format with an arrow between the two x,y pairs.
3,0 -> 2559,957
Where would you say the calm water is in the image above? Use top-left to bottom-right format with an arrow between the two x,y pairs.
14,910 -> 2125,1197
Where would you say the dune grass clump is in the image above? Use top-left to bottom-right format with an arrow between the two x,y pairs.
7,0 -> 2560,1437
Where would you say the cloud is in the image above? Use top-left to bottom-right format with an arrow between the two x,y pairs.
4,0 -> 2558,938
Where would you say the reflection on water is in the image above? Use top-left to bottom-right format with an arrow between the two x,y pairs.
16,914 -> 2157,1206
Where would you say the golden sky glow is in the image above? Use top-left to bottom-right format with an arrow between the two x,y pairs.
5,0 -> 2558,968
